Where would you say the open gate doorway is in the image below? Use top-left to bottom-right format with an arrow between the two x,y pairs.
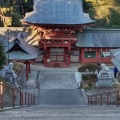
50,47 -> 65,62
43,45 -> 71,67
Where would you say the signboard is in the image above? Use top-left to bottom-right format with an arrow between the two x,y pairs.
101,52 -> 111,57
50,48 -> 64,53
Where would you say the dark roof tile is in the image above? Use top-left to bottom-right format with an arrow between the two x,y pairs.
76,29 -> 120,47
111,58 -> 120,71
5,32 -> 39,60
24,0 -> 94,25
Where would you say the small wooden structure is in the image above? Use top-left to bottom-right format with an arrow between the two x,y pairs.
5,32 -> 39,80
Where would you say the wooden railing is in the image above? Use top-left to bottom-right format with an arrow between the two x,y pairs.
0,82 -> 36,110
88,90 -> 120,106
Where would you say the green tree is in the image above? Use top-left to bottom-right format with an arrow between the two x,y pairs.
78,63 -> 101,80
78,63 -> 101,88
0,0 -> 33,27
78,63 -> 101,73
113,0 -> 120,6
84,0 -> 120,28
109,8 -> 120,28
0,42 -> 7,69
0,1 -> 17,26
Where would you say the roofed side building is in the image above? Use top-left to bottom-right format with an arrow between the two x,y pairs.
76,29 -> 120,48
5,32 -> 39,60
6,32 -> 39,80
76,28 -> 120,64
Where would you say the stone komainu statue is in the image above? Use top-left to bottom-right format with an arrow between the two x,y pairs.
100,63 -> 109,73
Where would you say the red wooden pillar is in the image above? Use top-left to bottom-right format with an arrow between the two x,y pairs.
64,48 -> 67,62
96,48 -> 100,62
28,62 -> 30,73
43,43 -> 47,65
67,54 -> 71,67
67,43 -> 71,67
48,47 -> 50,60
25,60 -> 29,81
79,48 -> 81,63
80,48 -> 84,64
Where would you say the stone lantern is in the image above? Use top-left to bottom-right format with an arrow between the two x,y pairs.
3,62 -> 17,86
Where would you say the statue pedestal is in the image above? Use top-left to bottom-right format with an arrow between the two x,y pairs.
96,72 -> 113,87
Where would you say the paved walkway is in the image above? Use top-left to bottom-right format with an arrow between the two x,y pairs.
38,71 -> 84,105
22,63 -> 115,105
38,72 -> 76,89
21,62 -> 86,105
30,63 -> 81,72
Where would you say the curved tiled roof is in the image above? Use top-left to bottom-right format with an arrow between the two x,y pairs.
110,48 -> 120,71
23,0 -> 94,25
110,49 -> 120,57
5,32 -> 39,60
111,58 -> 120,71
0,27 -> 40,46
76,29 -> 120,47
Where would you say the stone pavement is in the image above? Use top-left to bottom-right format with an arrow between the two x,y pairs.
38,71 -> 84,105
38,72 -> 77,89
21,63 -> 83,105
1,105 -> 120,120
39,89 -> 83,105
30,63 -> 81,72
22,63 -> 116,105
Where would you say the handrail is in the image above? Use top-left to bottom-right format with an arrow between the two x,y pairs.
0,82 -> 36,110
88,90 -> 120,106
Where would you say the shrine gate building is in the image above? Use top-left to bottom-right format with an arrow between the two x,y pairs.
23,0 -> 120,67
23,0 -> 94,67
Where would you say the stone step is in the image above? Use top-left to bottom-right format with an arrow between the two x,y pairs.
1,105 -> 120,120
39,72 -> 76,89
99,72 -> 109,75
98,78 -> 113,80
98,75 -> 112,78
38,89 -> 84,105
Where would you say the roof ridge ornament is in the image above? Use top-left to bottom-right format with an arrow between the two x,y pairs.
14,38 -> 20,43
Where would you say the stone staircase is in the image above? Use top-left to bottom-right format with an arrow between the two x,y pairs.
37,71 -> 84,105
0,72 -> 120,120
1,70 -> 120,120
0,105 -> 120,120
